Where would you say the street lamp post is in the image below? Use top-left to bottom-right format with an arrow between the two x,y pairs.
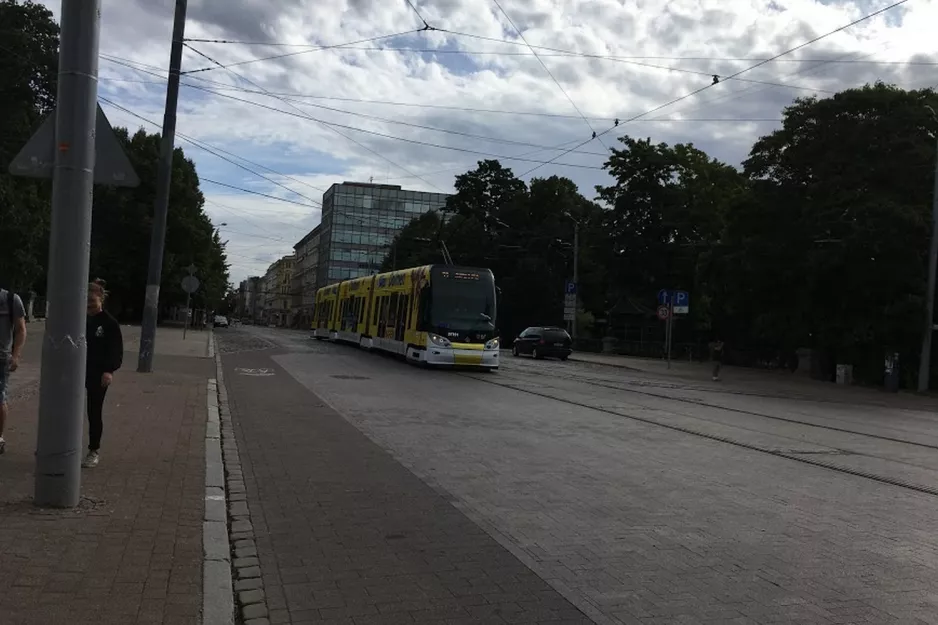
565,214 -> 580,342
918,116 -> 938,392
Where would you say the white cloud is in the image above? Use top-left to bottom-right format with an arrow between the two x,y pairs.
37,0 -> 938,281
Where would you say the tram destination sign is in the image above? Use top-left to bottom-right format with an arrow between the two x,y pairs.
441,270 -> 481,280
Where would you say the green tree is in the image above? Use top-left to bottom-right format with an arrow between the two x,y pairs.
0,0 -> 59,292
90,128 -> 229,321
386,162 -> 604,341
596,136 -> 746,342
736,83 -> 938,383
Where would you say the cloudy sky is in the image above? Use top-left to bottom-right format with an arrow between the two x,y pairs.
37,0 -> 938,282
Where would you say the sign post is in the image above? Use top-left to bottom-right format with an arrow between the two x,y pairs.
664,301 -> 674,369
657,290 -> 690,370
563,280 -> 577,327
181,265 -> 200,340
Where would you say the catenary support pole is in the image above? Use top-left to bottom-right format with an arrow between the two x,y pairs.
34,0 -> 102,507
572,221 -> 579,343
137,0 -> 188,372
918,132 -> 938,392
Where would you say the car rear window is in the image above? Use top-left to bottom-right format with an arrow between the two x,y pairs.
543,329 -> 570,341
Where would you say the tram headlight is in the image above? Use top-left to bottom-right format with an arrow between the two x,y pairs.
429,333 -> 452,347
484,338 -> 499,350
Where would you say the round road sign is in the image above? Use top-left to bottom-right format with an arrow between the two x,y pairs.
656,305 -> 670,320
181,275 -> 200,294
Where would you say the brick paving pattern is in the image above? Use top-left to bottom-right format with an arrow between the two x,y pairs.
269,342 -> 938,625
0,355 -> 212,625
220,344 -> 592,625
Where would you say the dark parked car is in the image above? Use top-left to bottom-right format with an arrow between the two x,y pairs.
512,326 -> 573,360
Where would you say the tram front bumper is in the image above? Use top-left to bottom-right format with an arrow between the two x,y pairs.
424,346 -> 499,369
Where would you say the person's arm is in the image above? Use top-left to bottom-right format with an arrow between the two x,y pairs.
106,316 -> 124,373
10,296 -> 27,370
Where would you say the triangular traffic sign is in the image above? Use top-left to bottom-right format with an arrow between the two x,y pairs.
7,103 -> 140,187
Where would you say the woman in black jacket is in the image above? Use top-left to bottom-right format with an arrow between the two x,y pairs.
82,279 -> 123,468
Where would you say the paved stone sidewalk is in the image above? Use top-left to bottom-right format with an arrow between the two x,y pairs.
567,351 -> 938,409
0,354 -> 213,625
220,344 -> 593,625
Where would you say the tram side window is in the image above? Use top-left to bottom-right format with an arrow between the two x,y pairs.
416,286 -> 431,331
377,296 -> 389,335
388,293 -> 399,330
358,296 -> 365,324
373,295 -> 381,326
397,295 -> 410,342
405,293 -> 413,330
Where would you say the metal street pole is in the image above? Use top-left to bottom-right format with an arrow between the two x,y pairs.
182,291 -> 191,339
137,0 -> 188,372
34,0 -> 102,508
918,131 -> 938,392
572,221 -> 579,343
665,295 -> 674,369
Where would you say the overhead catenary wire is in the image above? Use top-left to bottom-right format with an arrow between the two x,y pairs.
102,55 -> 609,171
201,177 -> 322,209
181,81 -> 608,170
103,44 -> 919,132
435,28 -> 836,94
170,43 -> 938,66
491,0 -> 609,150
181,29 -> 425,74
101,74 -> 787,124
183,42 -> 451,192
187,27 -> 837,96
206,199 -> 301,241
99,97 -> 324,208
663,43 -> 891,122
516,0 -> 912,178
403,0 -> 432,30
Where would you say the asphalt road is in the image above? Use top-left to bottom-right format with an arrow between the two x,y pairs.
218,325 -> 938,625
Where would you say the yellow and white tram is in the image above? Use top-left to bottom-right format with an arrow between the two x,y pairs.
312,264 -> 499,370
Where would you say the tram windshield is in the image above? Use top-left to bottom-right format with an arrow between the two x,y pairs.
429,268 -> 496,333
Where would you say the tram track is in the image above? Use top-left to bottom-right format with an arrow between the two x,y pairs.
462,370 -> 938,499
499,364 -> 938,451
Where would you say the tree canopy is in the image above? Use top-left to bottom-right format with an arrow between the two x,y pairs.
0,0 -> 229,319
389,84 -> 938,388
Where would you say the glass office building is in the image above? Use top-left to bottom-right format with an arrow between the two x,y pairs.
317,182 -> 450,285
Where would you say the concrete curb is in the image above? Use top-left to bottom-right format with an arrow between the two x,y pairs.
212,336 -> 271,625
203,378 -> 234,625
208,327 -> 215,359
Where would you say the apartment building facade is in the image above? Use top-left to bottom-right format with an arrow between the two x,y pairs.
292,226 -> 321,329
262,254 -> 295,326
315,182 -> 450,287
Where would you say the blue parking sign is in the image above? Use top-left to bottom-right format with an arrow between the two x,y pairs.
657,289 -> 689,312
565,281 -> 577,295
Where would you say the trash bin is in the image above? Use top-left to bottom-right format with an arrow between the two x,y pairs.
836,364 -> 853,385
884,352 -> 900,393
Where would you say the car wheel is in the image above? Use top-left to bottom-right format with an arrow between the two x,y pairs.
512,345 -> 519,357
533,347 -> 542,360
560,355 -> 568,361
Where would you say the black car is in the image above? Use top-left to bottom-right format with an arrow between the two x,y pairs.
512,326 -> 573,360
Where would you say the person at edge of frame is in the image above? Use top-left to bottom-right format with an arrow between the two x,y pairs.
83,279 -> 124,469
0,285 -> 27,455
